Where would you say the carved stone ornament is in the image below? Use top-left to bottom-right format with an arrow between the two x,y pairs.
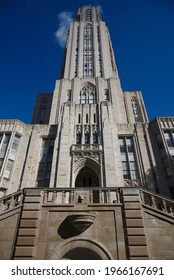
92,124 -> 98,133
84,125 -> 90,133
68,213 -> 95,232
76,125 -> 82,134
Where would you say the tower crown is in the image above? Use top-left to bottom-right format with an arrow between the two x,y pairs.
76,6 -> 102,22
60,5 -> 118,80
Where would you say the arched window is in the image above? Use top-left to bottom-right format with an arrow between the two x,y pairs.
80,84 -> 96,104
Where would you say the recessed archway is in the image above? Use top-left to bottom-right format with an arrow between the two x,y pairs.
75,165 -> 99,202
75,166 -> 99,188
48,238 -> 113,260
63,247 -> 101,260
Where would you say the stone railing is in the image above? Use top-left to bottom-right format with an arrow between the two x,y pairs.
0,190 -> 23,213
42,187 -> 120,205
140,188 -> 174,215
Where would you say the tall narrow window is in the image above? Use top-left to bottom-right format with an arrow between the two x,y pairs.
86,114 -> 88,123
89,93 -> 94,104
85,133 -> 90,144
104,89 -> 109,101
78,114 -> 81,124
37,139 -> 54,183
83,25 -> 93,77
3,159 -> 14,179
2,134 -> 20,179
76,134 -> 82,144
0,133 -> 11,172
119,137 -> 139,180
97,26 -> 102,77
74,26 -> 79,77
80,93 -> 86,104
132,98 -> 141,122
164,131 -> 174,157
93,133 -> 98,144
94,113 -> 96,123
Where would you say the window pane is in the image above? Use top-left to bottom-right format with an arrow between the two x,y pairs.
4,159 -> 14,179
76,134 -> 81,144
85,134 -> 90,144
93,134 -> 98,144
0,134 -> 10,158
37,139 -> 54,182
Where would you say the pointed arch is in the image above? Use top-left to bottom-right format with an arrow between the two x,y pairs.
80,82 -> 96,104
74,157 -> 100,179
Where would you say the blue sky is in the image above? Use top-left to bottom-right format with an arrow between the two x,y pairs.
0,0 -> 174,123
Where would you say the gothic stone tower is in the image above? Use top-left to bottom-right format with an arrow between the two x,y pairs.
0,6 -> 174,260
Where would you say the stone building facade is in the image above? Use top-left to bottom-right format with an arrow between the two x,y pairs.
0,6 -> 174,260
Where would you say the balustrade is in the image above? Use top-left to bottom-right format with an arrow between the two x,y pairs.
140,189 -> 174,215
42,187 -> 120,205
0,191 -> 23,213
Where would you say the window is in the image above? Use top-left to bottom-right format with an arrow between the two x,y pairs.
0,133 -> 11,172
76,134 -> 82,144
81,93 -> 86,104
74,26 -> 79,77
8,135 -> 20,161
86,114 -> 88,123
67,90 -> 71,101
85,133 -> 90,144
164,131 -> 174,157
97,26 -> 102,77
83,25 -> 93,77
80,84 -> 96,104
89,93 -> 94,104
78,114 -> 81,124
119,137 -> 139,180
85,9 -> 92,21
94,114 -> 96,123
93,134 -> 98,144
0,134 -> 20,179
104,89 -> 109,101
37,139 -> 54,182
132,98 -> 141,122
3,159 -> 14,179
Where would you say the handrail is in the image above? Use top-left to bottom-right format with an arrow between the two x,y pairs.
140,188 -> 174,215
0,190 -> 23,213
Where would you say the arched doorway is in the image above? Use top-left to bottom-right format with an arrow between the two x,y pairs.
63,247 -> 101,260
48,238 -> 112,260
75,167 -> 99,187
75,166 -> 99,203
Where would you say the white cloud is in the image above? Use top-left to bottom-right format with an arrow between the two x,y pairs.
55,11 -> 73,48
97,5 -> 103,14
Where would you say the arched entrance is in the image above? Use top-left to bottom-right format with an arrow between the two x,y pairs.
48,238 -> 112,260
75,167 -> 99,187
75,166 -> 99,203
63,247 -> 101,260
